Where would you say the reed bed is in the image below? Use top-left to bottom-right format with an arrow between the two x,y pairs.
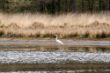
0,12 -> 110,39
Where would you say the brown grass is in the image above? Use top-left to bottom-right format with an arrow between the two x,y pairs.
0,12 -> 110,39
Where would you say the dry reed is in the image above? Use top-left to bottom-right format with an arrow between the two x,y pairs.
0,12 -> 110,39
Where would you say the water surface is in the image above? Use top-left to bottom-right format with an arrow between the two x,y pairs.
0,39 -> 109,72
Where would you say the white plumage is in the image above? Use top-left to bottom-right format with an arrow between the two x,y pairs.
55,36 -> 64,45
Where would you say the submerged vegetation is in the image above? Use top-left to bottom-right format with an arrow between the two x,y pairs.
0,47 -> 109,53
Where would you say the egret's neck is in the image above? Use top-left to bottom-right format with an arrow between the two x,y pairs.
55,36 -> 58,40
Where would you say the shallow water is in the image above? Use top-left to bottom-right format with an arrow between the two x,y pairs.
0,39 -> 110,48
1,70 -> 110,73
0,47 -> 109,53
0,51 -> 110,64
0,39 -> 109,72
0,51 -> 109,72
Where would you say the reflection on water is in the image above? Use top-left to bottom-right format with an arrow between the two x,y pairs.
0,70 -> 110,73
0,62 -> 109,72
0,47 -> 110,53
0,47 -> 109,72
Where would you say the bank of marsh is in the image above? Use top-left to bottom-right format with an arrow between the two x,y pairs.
0,12 -> 110,39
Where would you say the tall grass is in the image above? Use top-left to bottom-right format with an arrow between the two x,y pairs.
0,12 -> 110,39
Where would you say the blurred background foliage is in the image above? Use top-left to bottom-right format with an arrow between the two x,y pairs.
0,0 -> 110,14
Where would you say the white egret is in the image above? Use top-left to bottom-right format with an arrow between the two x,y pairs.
55,35 -> 64,45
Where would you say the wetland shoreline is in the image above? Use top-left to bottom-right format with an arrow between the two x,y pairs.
0,39 -> 109,47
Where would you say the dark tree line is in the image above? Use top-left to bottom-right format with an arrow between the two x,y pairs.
0,0 -> 110,13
